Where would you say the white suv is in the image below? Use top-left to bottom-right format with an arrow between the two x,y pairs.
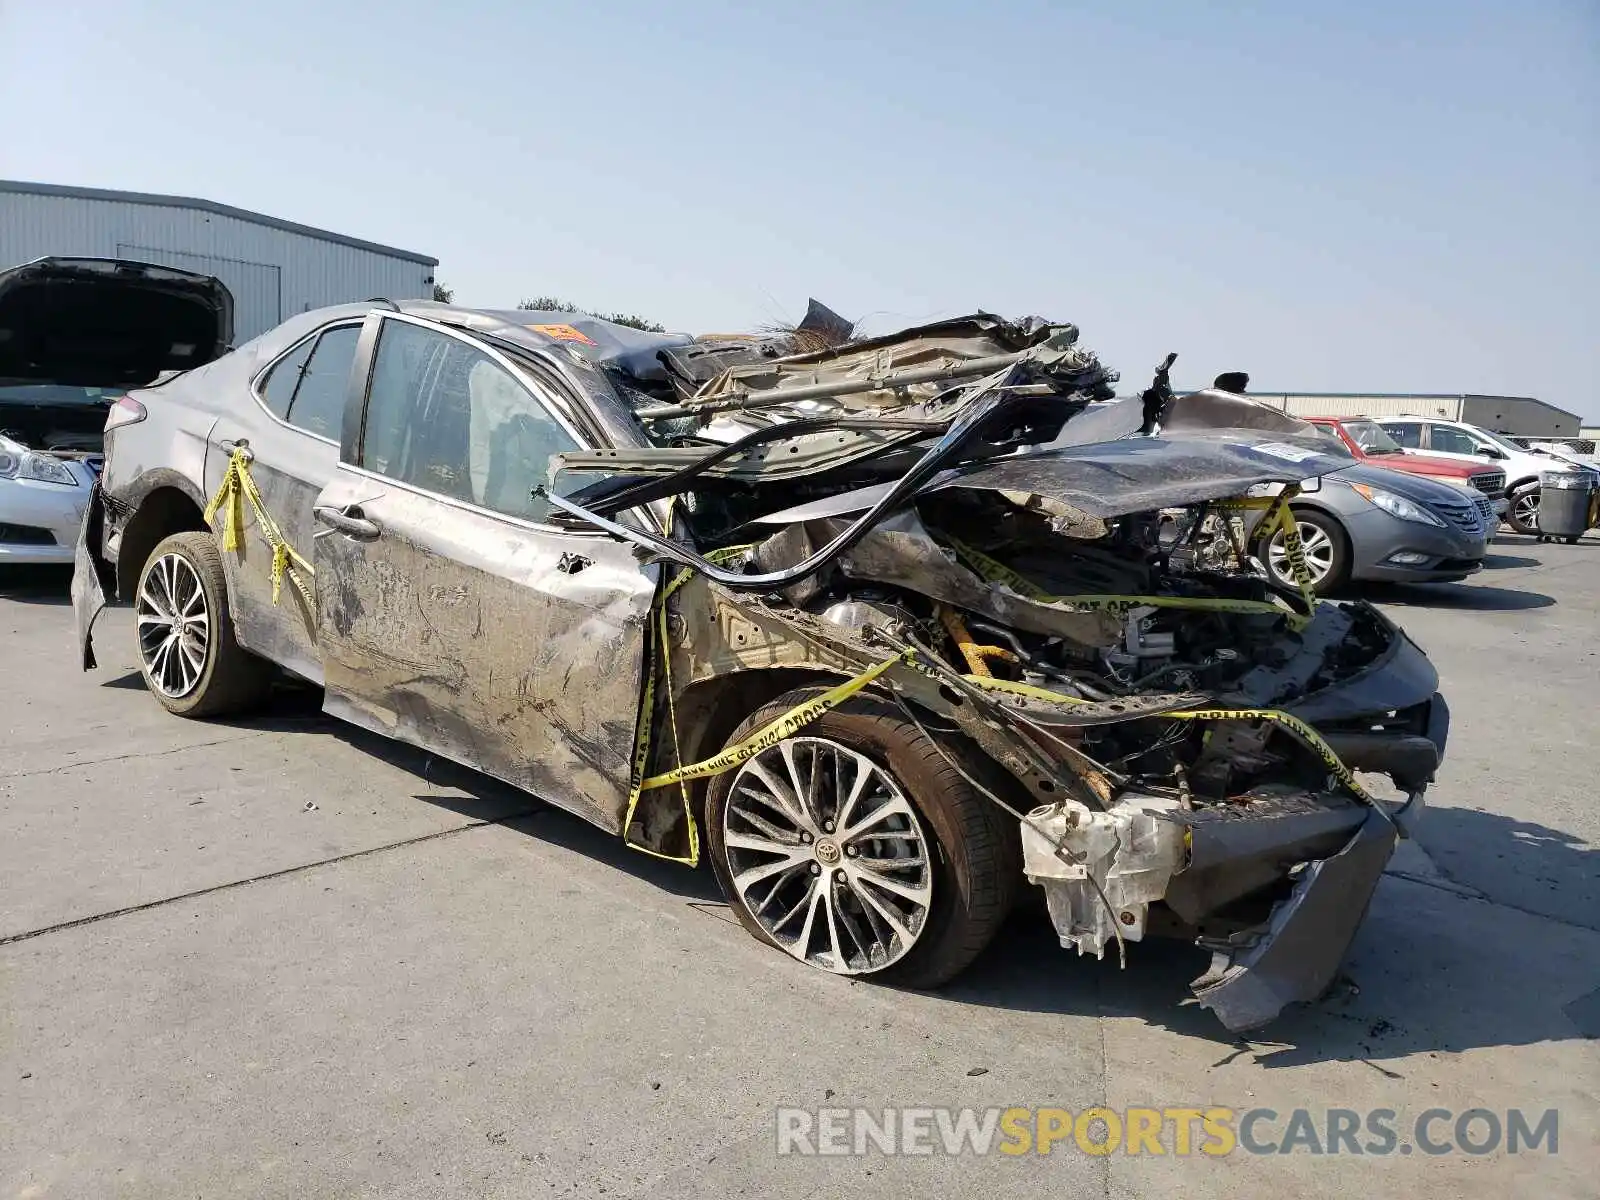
1376,417 -> 1599,535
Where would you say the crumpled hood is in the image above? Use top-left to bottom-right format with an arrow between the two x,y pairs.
752,427 -> 1351,527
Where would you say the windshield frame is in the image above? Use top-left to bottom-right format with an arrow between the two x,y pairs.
1340,418 -> 1403,455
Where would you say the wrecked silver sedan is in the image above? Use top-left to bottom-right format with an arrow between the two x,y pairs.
41,261 -> 1443,1031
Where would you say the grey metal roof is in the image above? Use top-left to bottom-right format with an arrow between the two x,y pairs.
0,179 -> 438,266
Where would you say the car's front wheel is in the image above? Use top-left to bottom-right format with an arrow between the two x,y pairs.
1505,484 -> 1540,536
1260,508 -> 1350,594
134,532 -> 273,717
705,689 -> 1019,989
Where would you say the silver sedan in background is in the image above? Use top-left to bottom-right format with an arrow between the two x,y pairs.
0,385 -> 117,565
1256,461 -> 1493,593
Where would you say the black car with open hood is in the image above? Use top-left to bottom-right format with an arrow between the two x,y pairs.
0,256 -> 233,388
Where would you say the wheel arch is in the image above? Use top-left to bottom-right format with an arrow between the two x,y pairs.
661,664 -> 1035,852
114,472 -> 210,600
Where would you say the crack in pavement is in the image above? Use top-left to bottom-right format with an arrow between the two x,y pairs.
0,734 -> 261,780
0,807 -> 545,947
1381,869 -> 1600,935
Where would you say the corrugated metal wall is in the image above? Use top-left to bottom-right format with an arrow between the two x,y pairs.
1243,393 -> 1577,436
1252,395 -> 1467,421
1461,396 -> 1578,437
1,190 -> 434,343
116,242 -> 284,334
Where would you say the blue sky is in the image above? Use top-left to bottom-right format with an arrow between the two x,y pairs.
2,1 -> 1595,416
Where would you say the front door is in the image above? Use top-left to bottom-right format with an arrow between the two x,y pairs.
312,314 -> 656,831
203,321 -> 358,682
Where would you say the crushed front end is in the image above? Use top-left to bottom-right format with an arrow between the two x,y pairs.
544,313 -> 1445,1031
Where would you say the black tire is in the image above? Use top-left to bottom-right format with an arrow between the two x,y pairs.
705,688 -> 1020,989
134,532 -> 273,717
1505,484 -> 1540,536
1261,508 -> 1351,595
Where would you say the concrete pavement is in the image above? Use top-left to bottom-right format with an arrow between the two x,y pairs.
2,538 -> 1596,1198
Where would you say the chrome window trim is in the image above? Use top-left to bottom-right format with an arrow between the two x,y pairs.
248,319 -> 365,448
366,312 -> 593,454
348,313 -> 611,538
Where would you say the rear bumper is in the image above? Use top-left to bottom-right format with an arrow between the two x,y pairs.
71,482 -> 112,670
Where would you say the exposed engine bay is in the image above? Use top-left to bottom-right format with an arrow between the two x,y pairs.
0,386 -> 112,460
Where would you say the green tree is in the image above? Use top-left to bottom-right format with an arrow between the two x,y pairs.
431,282 -> 454,303
516,296 -> 664,333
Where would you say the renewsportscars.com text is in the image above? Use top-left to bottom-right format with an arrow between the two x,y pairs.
774,1106 -> 1559,1158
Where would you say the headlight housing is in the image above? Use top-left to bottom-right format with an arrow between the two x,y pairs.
0,445 -> 80,487
1350,482 -> 1445,527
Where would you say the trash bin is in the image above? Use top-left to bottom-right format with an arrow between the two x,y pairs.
1535,471 -> 1592,543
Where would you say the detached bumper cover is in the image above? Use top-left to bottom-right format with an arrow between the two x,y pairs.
1189,802 -> 1409,1031
1182,693 -> 1442,1032
71,482 -> 111,670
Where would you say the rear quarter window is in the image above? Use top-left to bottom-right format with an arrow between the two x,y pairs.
258,340 -> 314,420
284,325 -> 360,440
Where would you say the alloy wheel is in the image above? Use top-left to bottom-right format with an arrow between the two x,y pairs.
722,737 -> 933,974
137,552 -> 210,698
1512,490 -> 1540,529
1268,522 -> 1335,586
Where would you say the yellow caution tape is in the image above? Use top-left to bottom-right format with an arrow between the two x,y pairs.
1221,488 -> 1319,623
640,650 -> 912,791
617,486 -> 1341,865
1161,706 -> 1380,808
202,446 -> 315,610
921,648 -> 1378,810
620,541 -> 757,866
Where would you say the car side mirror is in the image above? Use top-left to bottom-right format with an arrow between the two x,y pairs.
1480,447 -> 1507,460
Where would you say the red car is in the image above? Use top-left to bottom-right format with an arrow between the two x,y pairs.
1305,417 -> 1507,510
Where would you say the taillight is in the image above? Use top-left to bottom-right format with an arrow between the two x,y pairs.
104,395 -> 147,431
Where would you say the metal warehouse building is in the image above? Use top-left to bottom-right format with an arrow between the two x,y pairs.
1248,392 -> 1581,438
0,180 -> 438,344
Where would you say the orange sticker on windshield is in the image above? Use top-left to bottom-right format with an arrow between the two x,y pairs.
527,323 -> 597,345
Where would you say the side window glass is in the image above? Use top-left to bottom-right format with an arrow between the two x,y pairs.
259,339 -> 313,419
1429,425 -> 1479,455
361,320 -> 580,523
1380,422 -> 1421,449
285,325 -> 360,440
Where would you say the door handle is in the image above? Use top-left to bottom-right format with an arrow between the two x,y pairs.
313,504 -> 381,541
219,437 -> 254,463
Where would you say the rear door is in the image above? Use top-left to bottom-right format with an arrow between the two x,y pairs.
311,313 -> 657,830
1415,422 -> 1486,466
203,321 -> 359,682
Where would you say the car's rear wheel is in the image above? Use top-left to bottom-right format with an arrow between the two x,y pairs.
135,532 -> 272,717
705,688 -> 1018,989
1505,484 -> 1540,536
1261,508 -> 1350,594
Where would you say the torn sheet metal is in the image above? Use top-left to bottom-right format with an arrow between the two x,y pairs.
1190,805 -> 1404,1031
747,432 -> 1352,528
681,313 -> 1115,417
